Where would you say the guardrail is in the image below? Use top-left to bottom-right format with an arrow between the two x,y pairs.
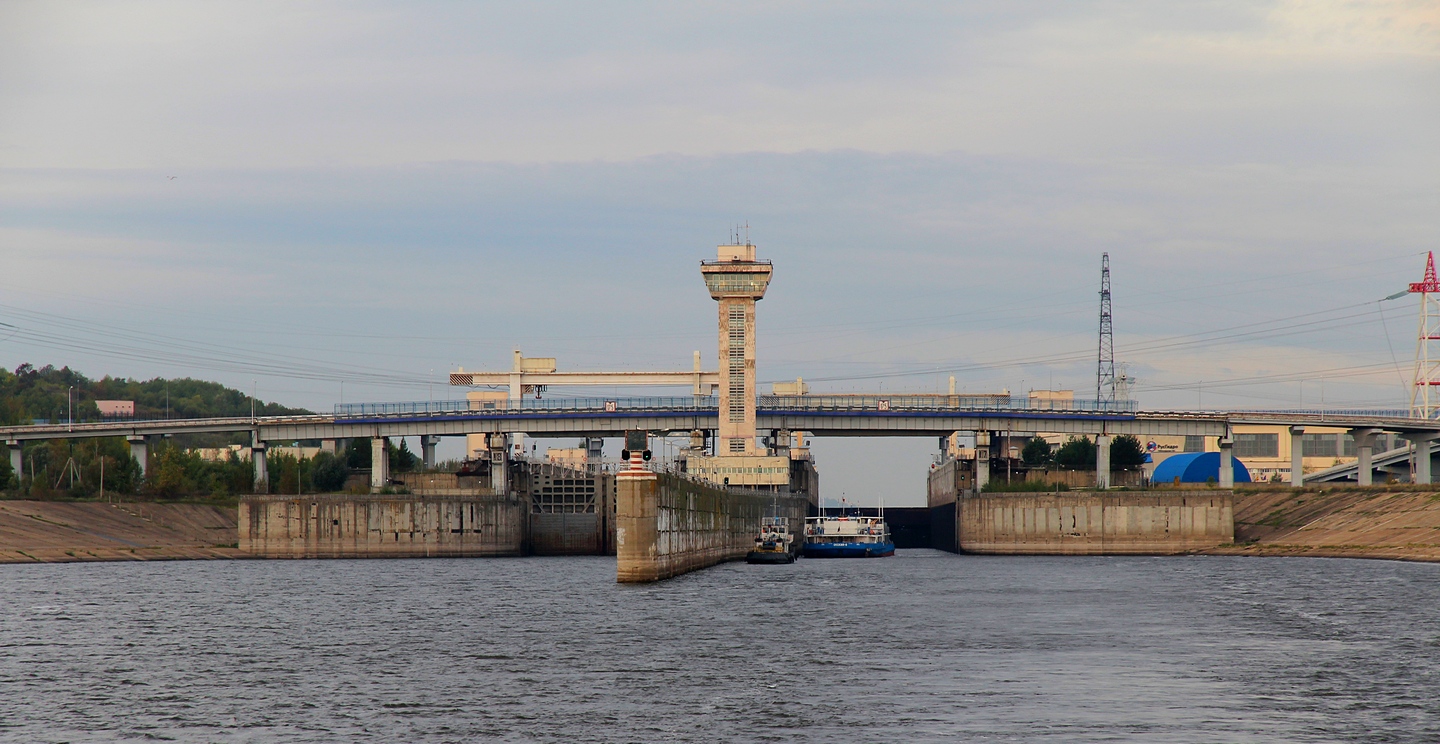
334,395 -> 1140,417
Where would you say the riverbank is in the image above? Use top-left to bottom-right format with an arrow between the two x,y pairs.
0,500 -> 243,563
1205,486 -> 1440,562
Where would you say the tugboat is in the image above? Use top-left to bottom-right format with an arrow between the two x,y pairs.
802,513 -> 895,558
746,516 -> 797,564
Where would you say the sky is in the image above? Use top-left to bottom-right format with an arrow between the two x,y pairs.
1,0 -> 1438,503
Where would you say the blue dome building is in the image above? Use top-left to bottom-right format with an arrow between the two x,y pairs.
1151,452 -> 1252,484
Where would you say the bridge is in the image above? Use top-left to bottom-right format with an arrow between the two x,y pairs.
6,396 -> 1439,490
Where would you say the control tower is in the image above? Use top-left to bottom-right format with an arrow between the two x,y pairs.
701,241 -> 773,455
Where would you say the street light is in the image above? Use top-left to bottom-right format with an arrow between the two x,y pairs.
67,385 -> 74,431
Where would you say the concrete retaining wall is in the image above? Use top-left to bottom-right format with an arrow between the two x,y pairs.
239,494 -> 525,558
616,472 -> 807,582
959,491 -> 1233,555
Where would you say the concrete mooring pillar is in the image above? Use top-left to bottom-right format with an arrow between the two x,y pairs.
616,431 -> 659,583
421,435 -> 440,470
251,442 -> 268,493
1218,436 -> 1234,489
1095,435 -> 1112,490
127,436 -> 148,479
7,441 -> 21,485
1351,428 -> 1381,487
1289,426 -> 1305,487
371,437 -> 389,493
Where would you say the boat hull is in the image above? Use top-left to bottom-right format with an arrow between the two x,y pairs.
802,541 -> 896,558
746,550 -> 796,564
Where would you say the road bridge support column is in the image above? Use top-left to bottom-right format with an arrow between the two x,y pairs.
320,439 -> 337,456
421,435 -> 440,470
1351,428 -> 1381,486
974,431 -> 990,493
1218,436 -> 1234,489
251,442 -> 267,493
1289,426 -> 1305,487
371,437 -> 389,493
127,436 -> 148,480
1406,433 -> 1440,485
1096,435 -> 1111,490
7,441 -> 21,485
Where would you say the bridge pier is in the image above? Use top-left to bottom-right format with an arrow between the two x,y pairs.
1218,436 -> 1234,488
1351,428 -> 1382,486
127,436 -> 148,479
1289,426 -> 1305,487
319,439 -> 337,456
371,437 -> 389,493
1406,432 -> 1440,485
7,441 -> 21,485
974,431 -> 990,492
251,442 -> 268,493
1095,435 -> 1111,489
421,435 -> 440,470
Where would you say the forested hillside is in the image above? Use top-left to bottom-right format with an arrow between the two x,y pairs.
0,363 -> 310,425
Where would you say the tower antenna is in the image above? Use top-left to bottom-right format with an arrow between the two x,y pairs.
1096,253 -> 1116,409
1409,251 -> 1440,418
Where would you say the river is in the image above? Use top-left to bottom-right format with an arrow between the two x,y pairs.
1,552 -> 1437,742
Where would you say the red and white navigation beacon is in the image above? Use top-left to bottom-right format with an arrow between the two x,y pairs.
617,430 -> 655,479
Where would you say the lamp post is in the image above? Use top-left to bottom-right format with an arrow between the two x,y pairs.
67,386 -> 74,432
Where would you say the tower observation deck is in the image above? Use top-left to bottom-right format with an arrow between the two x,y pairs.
701,242 -> 772,455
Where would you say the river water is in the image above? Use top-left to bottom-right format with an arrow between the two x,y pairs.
1,552 -> 1437,743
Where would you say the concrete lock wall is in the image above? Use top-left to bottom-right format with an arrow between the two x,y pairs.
616,473 -> 807,583
239,494 -> 526,558
959,491 -> 1234,555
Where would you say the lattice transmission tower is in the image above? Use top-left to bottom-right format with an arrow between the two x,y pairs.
1097,253 -> 1116,409
1410,251 -> 1440,418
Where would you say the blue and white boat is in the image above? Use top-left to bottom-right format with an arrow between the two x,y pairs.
802,514 -> 894,558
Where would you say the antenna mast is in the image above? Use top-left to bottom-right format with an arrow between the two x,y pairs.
1409,251 -> 1440,418
1096,253 -> 1116,409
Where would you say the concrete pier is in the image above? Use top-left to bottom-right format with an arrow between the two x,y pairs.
370,437 -> 389,492
7,442 -> 20,483
616,472 -> 806,583
1290,426 -> 1305,486
1352,428 -> 1380,486
1095,435 -> 1111,490
127,436 -> 147,479
251,442 -> 267,493
959,491 -> 1234,555
239,493 -> 524,558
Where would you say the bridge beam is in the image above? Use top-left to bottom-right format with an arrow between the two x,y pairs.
1289,426 -> 1305,487
1350,428 -> 1383,486
371,437 -> 389,493
1095,435 -> 1111,490
1218,436 -> 1234,489
127,436 -> 148,480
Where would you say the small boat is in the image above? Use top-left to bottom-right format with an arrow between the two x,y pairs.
746,516 -> 796,564
802,514 -> 895,558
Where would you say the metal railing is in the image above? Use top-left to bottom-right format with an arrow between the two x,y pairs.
334,395 -> 1140,417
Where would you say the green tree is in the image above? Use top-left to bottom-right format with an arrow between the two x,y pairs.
1054,436 -> 1096,471
390,439 -> 419,473
311,451 -> 349,492
345,439 -> 371,469
1111,435 -> 1147,470
1020,436 -> 1053,466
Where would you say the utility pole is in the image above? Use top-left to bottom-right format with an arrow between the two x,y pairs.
1409,251 -> 1440,418
1096,254 -> 1116,409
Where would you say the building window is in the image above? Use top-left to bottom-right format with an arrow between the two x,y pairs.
1302,433 -> 1338,458
1235,433 -> 1278,459
727,308 -> 746,423
729,439 -> 746,453
1182,435 -> 1204,453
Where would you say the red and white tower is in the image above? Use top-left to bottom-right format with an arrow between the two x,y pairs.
1410,251 -> 1440,418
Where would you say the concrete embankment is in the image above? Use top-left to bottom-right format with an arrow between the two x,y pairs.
959,491 -> 1234,555
239,493 -> 526,558
1205,487 -> 1440,562
616,472 -> 807,583
0,500 -> 242,563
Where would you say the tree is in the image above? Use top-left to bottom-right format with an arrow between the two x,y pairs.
390,439 -> 419,473
1054,436 -> 1096,471
311,452 -> 349,492
1020,436 -> 1053,466
1111,435 -> 1146,470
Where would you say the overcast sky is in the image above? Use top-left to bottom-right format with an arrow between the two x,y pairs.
2,1 -> 1437,502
